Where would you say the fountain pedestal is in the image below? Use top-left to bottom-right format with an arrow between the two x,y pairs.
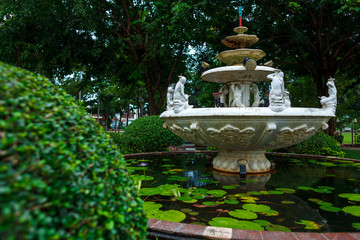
213,150 -> 271,173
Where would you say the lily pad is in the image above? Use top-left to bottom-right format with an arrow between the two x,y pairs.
295,220 -> 322,230
207,190 -> 227,197
229,209 -> 258,220
275,188 -> 296,194
268,190 -> 284,195
180,208 -> 192,213
262,209 -> 279,216
139,188 -> 160,196
318,186 -> 335,190
343,206 -> 360,217
298,186 -> 314,191
146,210 -> 186,222
352,223 -> 360,230
281,201 -> 295,204
143,202 -> 162,212
222,185 -> 237,190
199,179 -> 212,183
319,205 -> 342,212
339,193 -> 360,202
243,204 -> 271,213
224,199 -> 239,204
202,201 -> 217,206
209,217 -> 264,230
189,211 -> 199,216
266,224 -> 291,232
253,220 -> 272,227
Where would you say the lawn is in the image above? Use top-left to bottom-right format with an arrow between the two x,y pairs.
343,149 -> 360,160
342,132 -> 355,144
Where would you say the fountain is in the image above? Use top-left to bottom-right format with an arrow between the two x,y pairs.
160,25 -> 337,174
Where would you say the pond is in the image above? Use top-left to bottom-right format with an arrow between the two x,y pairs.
126,153 -> 360,232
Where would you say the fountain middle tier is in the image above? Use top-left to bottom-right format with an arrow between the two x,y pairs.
161,107 -> 333,173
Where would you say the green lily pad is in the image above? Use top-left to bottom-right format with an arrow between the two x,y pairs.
268,190 -> 284,195
143,202 -> 162,212
317,201 -> 333,206
207,190 -> 227,197
281,201 -> 295,204
298,186 -> 314,191
180,208 -> 192,213
228,209 -> 258,220
295,220 -> 322,230
209,217 -> 264,230
308,198 -> 322,203
339,193 -> 360,202
139,188 -> 160,196
266,224 -> 291,232
146,210 -> 186,222
318,186 -> 335,190
313,189 -> 332,194
352,223 -> 360,230
192,194 -> 206,200
183,199 -> 197,203
262,209 -> 279,216
199,179 -> 212,183
203,201 -> 217,206
343,206 -> 360,217
162,164 -> 175,168
177,195 -> 193,201
243,204 -> 271,213
224,199 -> 239,204
189,211 -> 199,216
319,205 -> 342,212
222,185 -> 237,190
275,188 -> 296,194
162,158 -> 171,161
253,220 -> 272,227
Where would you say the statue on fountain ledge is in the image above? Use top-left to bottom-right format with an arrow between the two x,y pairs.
268,69 -> 291,112
320,77 -> 337,114
172,76 -> 193,113
251,83 -> 264,107
230,82 -> 245,107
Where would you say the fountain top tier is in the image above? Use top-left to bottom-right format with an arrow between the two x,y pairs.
216,26 -> 266,66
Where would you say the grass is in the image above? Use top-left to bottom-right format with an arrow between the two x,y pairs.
343,149 -> 360,160
342,132 -> 357,144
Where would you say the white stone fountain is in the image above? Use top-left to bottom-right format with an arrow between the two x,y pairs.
160,26 -> 337,174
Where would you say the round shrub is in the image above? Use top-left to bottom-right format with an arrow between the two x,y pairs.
275,131 -> 344,157
0,63 -> 147,239
118,115 -> 184,153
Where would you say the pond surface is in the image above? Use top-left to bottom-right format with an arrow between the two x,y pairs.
126,153 -> 360,232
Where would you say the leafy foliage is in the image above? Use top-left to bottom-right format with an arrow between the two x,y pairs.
275,131 -> 344,157
118,115 -> 184,153
0,62 -> 147,239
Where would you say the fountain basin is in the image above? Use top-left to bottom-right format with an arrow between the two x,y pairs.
161,107 -> 334,173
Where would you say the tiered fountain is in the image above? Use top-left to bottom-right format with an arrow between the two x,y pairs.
160,25 -> 337,174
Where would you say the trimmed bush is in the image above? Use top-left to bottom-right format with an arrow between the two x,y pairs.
107,132 -> 122,146
118,115 -> 184,153
334,134 -> 344,144
275,131 -> 344,157
0,63 -> 147,239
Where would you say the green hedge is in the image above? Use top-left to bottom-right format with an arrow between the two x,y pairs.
0,63 -> 147,239
117,115 -> 184,153
275,131 -> 344,157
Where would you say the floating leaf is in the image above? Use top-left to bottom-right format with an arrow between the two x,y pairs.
298,186 -> 314,191
281,201 -> 295,204
317,201 -> 333,206
308,198 -> 322,203
199,179 -> 212,183
339,193 -> 360,202
318,186 -> 335,190
319,205 -> 342,212
139,188 -> 160,196
253,220 -> 272,227
209,217 -> 264,231
207,190 -> 227,197
224,199 -> 239,204
243,204 -> 271,213
295,220 -> 322,230
189,211 -> 199,216
343,206 -> 360,217
262,210 -> 279,216
146,210 -> 186,222
353,223 -> 360,230
183,199 -> 197,203
266,224 -> 291,232
313,189 -> 332,194
228,209 -> 258,220
143,202 -> 162,212
169,168 -> 184,172
275,188 -> 296,194
222,185 -> 237,190
180,208 -> 192,213
202,201 -> 217,206
268,190 -> 284,195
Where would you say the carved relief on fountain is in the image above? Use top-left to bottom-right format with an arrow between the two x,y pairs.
268,124 -> 317,148
207,125 -> 255,146
163,122 -> 207,146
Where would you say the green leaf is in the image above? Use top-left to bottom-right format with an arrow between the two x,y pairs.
342,206 -> 360,217
242,204 -> 271,213
228,209 -> 258,220
209,217 -> 264,231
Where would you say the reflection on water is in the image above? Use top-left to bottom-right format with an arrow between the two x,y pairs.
126,153 -> 360,232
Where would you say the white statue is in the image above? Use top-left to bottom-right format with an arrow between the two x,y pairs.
219,84 -> 229,107
268,69 -> 286,111
320,77 -> 337,113
173,76 -> 191,113
251,83 -> 264,107
166,84 -> 175,110
230,82 -> 245,107
284,90 -> 291,108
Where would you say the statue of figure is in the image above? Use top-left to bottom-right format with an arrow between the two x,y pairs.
219,84 -> 229,107
251,83 -> 264,107
320,77 -> 337,113
173,76 -> 191,113
284,90 -> 291,108
166,83 -> 175,110
268,69 -> 286,112
230,82 -> 245,107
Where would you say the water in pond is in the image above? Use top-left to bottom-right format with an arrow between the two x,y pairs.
126,153 -> 360,232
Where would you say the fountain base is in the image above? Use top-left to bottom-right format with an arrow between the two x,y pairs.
212,150 -> 271,173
